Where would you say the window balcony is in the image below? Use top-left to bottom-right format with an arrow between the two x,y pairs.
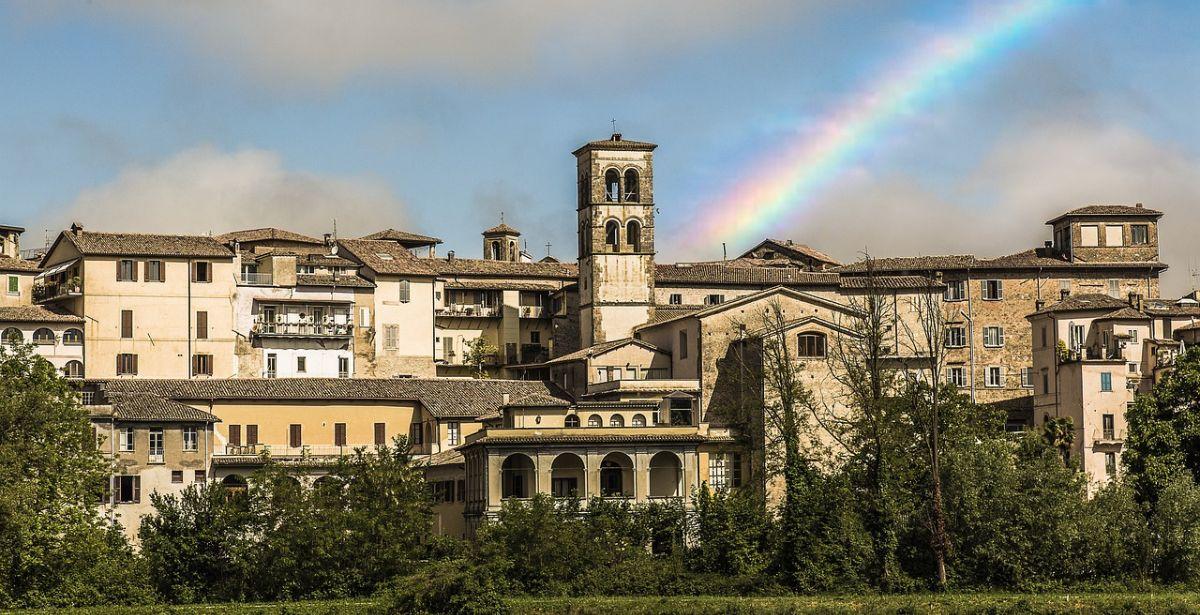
220,443 -> 355,457
436,304 -> 500,318
520,344 -> 549,364
1093,428 -> 1125,445
253,321 -> 354,338
33,280 -> 82,303
519,305 -> 549,319
238,272 -> 274,286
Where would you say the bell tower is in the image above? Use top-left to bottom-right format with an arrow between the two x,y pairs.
574,133 -> 657,347
482,222 -> 521,262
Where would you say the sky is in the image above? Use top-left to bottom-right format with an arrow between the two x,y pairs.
1,1 -> 1197,294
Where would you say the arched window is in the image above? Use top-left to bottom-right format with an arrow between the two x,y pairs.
222,474 -> 249,495
62,360 -> 83,379
579,174 -> 589,207
623,168 -> 640,202
551,453 -> 585,498
604,220 -> 620,250
32,328 -> 55,345
604,169 -> 621,202
501,453 -> 535,499
2,328 -> 22,344
797,332 -> 827,358
609,415 -> 625,427
587,414 -> 603,427
626,219 -> 641,252
490,241 -> 501,260
508,241 -> 517,262
565,415 -> 581,428
600,452 -> 634,497
649,451 -> 682,498
62,329 -> 83,345
631,414 -> 646,427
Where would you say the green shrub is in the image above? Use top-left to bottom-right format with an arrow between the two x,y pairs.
374,560 -> 508,615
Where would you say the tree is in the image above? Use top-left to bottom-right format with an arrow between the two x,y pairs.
1124,346 -> 1200,503
462,337 -> 498,378
0,343 -> 151,607
1042,416 -> 1076,466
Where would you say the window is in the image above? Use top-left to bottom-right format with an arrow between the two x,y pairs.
182,426 -> 198,451
1042,370 -> 1050,394
289,424 -> 302,448
669,293 -> 682,305
398,279 -> 411,303
334,423 -> 347,447
1081,225 -> 1099,247
120,310 -> 133,339
604,220 -> 620,249
0,327 -> 19,345
669,398 -> 693,426
565,415 -> 580,428
1105,452 -> 1117,476
62,328 -> 82,345
191,354 -> 213,376
945,326 -> 966,348
587,414 -> 602,427
946,366 -> 967,388
119,427 -> 135,452
626,219 -> 642,251
944,280 -> 966,301
709,453 -> 743,490
604,168 -> 620,201
1131,225 -> 1149,245
358,307 -> 371,328
296,356 -> 307,373
374,422 -> 386,446
1128,328 -> 1139,343
609,415 -> 625,427
338,357 -> 350,378
985,366 -> 1003,388
631,414 -> 646,427
266,353 -> 277,378
194,470 -> 206,483
1107,279 -> 1120,298
446,421 -> 460,446
32,328 -> 54,345
1129,362 -> 1139,373
116,353 -> 138,376
705,294 -> 725,306
6,275 -> 17,295
229,424 -> 242,447
1041,326 -> 1048,348
246,425 -> 258,446
530,331 -> 541,344
117,259 -> 137,281
63,360 -> 83,379
678,330 -> 688,360
1105,225 -> 1124,247
116,476 -> 140,504
383,325 -> 399,350
191,261 -> 212,283
796,332 -> 827,358
409,422 -> 424,445
1103,414 -> 1115,439
983,326 -> 1005,348
981,280 -> 1003,300
1070,324 -> 1085,350
145,260 -> 164,282
623,168 -> 640,202
1100,372 -> 1113,392
148,429 -> 164,463
1021,367 -> 1034,389
171,470 -> 183,484
195,311 -> 208,339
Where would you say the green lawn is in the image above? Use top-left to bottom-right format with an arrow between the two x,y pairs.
11,594 -> 1200,614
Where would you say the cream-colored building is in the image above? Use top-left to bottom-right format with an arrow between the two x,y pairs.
0,305 -> 85,377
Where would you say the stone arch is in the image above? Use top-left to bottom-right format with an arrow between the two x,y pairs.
599,451 -> 634,498
623,168 -> 640,202
648,451 -> 682,498
550,453 -> 585,498
501,453 -> 535,499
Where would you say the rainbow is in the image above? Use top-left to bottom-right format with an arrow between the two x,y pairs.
684,0 -> 1077,250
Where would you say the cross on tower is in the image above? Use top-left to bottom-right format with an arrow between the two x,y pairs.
545,242 -> 552,258
610,118 -> 617,134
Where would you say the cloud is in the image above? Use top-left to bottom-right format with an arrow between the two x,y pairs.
764,122 -> 1200,296
52,0 -> 812,88
50,145 -> 408,238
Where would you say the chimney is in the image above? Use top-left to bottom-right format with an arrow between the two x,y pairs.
1060,289 -> 1070,301
1044,240 -> 1053,249
1136,202 -> 1144,209
69,221 -> 83,237
611,133 -> 622,141
447,250 -> 455,262
501,393 -> 510,406
323,233 -> 333,247
1035,299 -> 1046,311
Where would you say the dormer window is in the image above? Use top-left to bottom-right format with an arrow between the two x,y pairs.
376,253 -> 394,261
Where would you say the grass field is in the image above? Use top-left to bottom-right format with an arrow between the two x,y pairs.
11,593 -> 1200,614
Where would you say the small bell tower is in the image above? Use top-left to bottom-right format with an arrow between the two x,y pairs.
482,218 -> 521,262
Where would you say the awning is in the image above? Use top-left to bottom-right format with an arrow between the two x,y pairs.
35,259 -> 78,279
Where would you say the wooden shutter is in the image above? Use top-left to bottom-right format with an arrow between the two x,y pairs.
132,354 -> 138,375
143,260 -> 150,281
196,311 -> 208,339
229,424 -> 241,447
374,422 -> 385,446
190,261 -> 197,283
335,423 -> 346,447
247,424 -> 258,446
121,310 -> 133,338
289,424 -> 302,448
132,476 -> 141,503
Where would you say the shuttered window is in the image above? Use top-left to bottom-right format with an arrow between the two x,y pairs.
116,353 -> 138,375
120,310 -> 133,338
246,424 -> 258,446
374,422 -> 386,446
289,424 -> 302,448
145,260 -> 164,282
229,424 -> 242,447
191,261 -> 212,283
334,423 -> 347,447
191,354 -> 213,376
195,311 -> 208,339
117,259 -> 137,282
398,279 -> 411,303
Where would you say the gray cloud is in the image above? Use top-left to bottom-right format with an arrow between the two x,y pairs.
46,145 -> 409,239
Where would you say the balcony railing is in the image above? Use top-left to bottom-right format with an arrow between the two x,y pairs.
33,280 -> 82,303
238,272 -> 274,286
1093,428 -> 1126,444
221,444 -> 357,457
436,304 -> 500,318
252,322 -> 353,338
520,344 -> 549,364
520,305 -> 548,318
148,450 -> 164,464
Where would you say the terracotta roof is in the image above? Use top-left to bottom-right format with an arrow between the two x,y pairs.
215,228 -> 323,245
836,249 -> 1165,273
834,255 -> 980,273
1097,307 -> 1148,321
359,229 -> 443,245
433,257 -> 577,279
0,256 -> 40,272
1046,204 -> 1163,224
100,392 -> 220,423
426,449 -> 465,466
93,377 -> 572,419
1145,299 -> 1200,317
655,263 -> 841,286
482,223 -> 520,236
295,273 -> 376,288
644,305 -> 703,327
838,276 -> 944,290
0,305 -> 84,323
546,338 -> 665,365
571,134 -> 658,155
442,279 -> 561,291
58,230 -> 233,259
300,253 -> 357,267
1031,293 -> 1133,316
741,239 -> 839,265
337,239 -> 437,276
